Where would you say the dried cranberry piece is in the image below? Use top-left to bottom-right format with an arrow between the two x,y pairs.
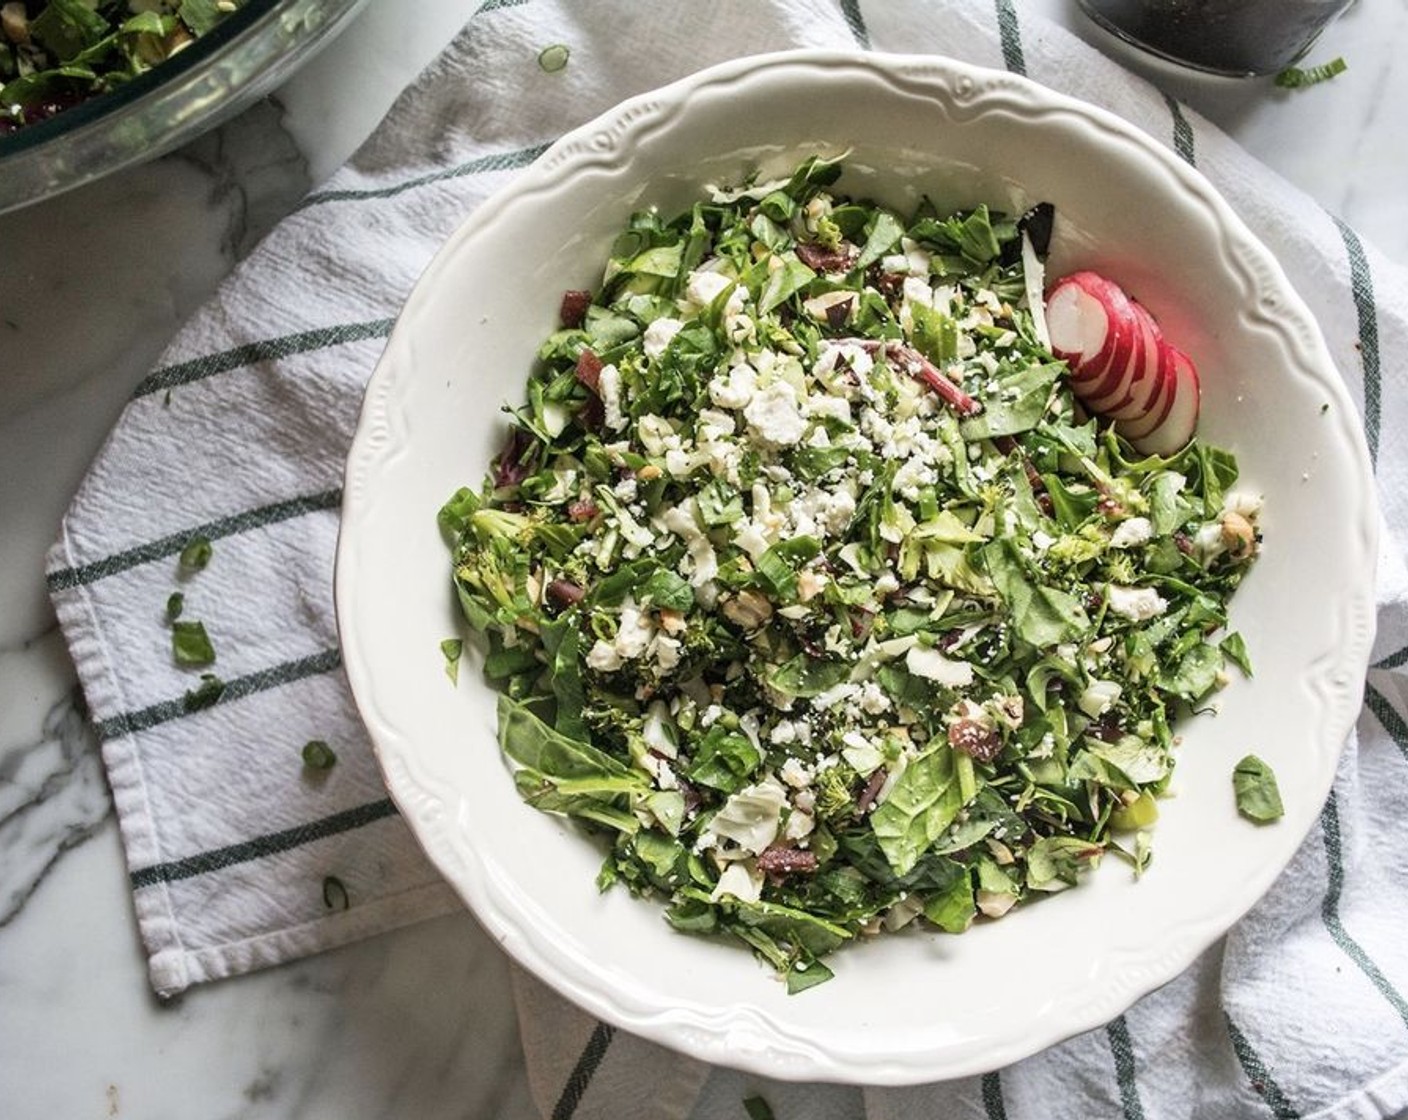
545,580 -> 585,609
559,289 -> 592,328
566,499 -> 599,522
795,242 -> 858,274
575,348 -> 603,393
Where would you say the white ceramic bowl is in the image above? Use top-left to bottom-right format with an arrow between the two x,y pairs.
336,50 -> 1376,1084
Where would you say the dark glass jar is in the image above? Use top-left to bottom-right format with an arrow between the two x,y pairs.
1076,0 -> 1353,76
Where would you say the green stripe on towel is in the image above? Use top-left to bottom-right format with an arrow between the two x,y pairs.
1224,1012 -> 1302,1119
1107,1015 -> 1146,1120
840,0 -> 869,48
1320,791 -> 1408,1027
130,797 -> 399,887
297,142 -> 551,210
133,318 -> 395,399
1365,683 -> 1408,762
551,1022 -> 616,1120
1332,216 -> 1382,467
47,488 -> 342,591
994,0 -> 1026,75
94,648 -> 342,741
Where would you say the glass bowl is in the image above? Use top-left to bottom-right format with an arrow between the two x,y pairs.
0,0 -> 370,214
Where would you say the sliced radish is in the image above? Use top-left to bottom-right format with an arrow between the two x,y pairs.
1045,273 -> 1112,369
1130,343 -> 1199,456
1046,268 -> 1202,454
1094,303 -> 1163,421
1115,341 -> 1177,443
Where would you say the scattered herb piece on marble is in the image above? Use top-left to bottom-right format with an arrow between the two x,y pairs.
179,535 -> 213,572
183,672 -> 226,711
537,43 -> 570,72
302,739 -> 337,770
166,591 -> 185,622
171,619 -> 216,666
1274,56 -> 1347,89
441,638 -> 464,684
322,875 -> 351,911
1233,754 -> 1284,823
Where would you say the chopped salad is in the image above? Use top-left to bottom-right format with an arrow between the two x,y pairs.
1,0 -> 246,134
439,155 -> 1261,991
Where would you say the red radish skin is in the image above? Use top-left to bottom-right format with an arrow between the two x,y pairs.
1094,304 -> 1163,420
1116,341 -> 1178,444
1046,275 -> 1112,370
1132,344 -> 1199,456
1045,269 -> 1201,455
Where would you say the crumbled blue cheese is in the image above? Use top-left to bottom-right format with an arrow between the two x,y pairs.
1110,516 -> 1154,549
1106,584 -> 1169,621
743,380 -> 807,446
598,362 -> 625,430
643,316 -> 685,359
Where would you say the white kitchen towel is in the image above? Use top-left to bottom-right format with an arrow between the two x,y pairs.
44,1 -> 1408,1118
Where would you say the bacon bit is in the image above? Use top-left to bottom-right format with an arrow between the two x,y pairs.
545,580 -> 585,609
757,846 -> 819,877
493,428 -> 536,489
856,768 -> 888,816
795,241 -> 858,274
949,718 -> 1002,763
575,348 -> 603,393
567,498 -> 599,522
559,289 -> 592,328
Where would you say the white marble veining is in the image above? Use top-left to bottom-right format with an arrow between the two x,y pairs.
0,1 -> 1403,1117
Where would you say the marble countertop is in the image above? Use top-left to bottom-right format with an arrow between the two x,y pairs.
2,1 -> 1404,1116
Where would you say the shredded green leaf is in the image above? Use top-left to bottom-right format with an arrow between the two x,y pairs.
1233,754 -> 1284,823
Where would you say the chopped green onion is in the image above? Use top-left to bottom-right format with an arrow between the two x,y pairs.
171,619 -> 216,666
166,592 -> 185,622
538,43 -> 570,72
1274,56 -> 1347,89
179,536 -> 213,572
322,875 -> 351,910
302,740 -> 337,770
183,672 -> 225,711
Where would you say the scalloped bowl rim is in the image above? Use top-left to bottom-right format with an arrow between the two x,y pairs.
335,49 -> 1377,1084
